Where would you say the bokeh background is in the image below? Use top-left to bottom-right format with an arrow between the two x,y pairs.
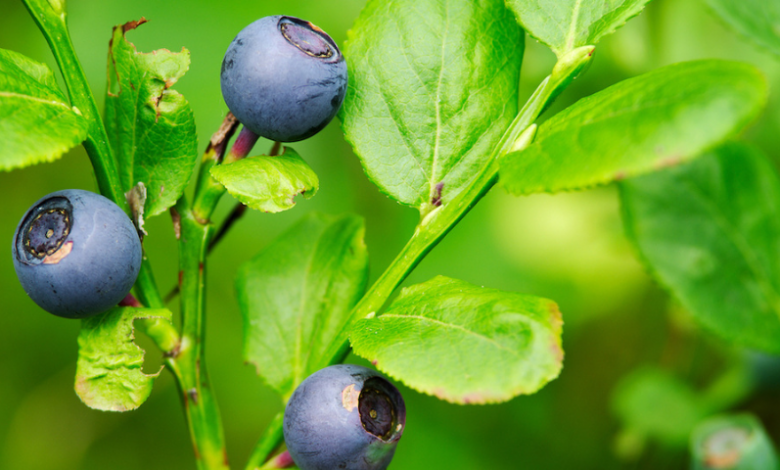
1,0 -> 780,468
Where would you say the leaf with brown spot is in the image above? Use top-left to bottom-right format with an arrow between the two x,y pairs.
340,0 -> 523,210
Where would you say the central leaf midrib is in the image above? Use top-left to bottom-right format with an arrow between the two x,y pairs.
681,177 -> 780,317
379,312 -> 521,357
429,0 -> 451,202
564,0 -> 584,52
0,91 -> 72,110
292,232 -> 322,389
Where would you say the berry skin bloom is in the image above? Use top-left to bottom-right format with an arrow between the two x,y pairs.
284,364 -> 406,470
221,15 -> 348,142
12,189 -> 142,319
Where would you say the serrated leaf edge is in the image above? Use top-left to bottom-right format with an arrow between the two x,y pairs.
351,279 -> 565,405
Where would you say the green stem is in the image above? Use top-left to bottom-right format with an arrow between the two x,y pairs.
245,413 -> 285,470
22,0 -> 169,352
244,45 -> 597,469
193,145 -> 229,223
135,257 -> 180,353
173,197 -> 229,470
167,110 -> 247,468
24,3 -> 228,468
21,0 -> 126,207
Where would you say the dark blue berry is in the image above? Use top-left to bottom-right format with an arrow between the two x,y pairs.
283,365 -> 406,470
12,190 -> 142,319
220,15 -> 348,142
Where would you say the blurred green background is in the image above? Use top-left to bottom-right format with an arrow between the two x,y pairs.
2,0 -> 780,468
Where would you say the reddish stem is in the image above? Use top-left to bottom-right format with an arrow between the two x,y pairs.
119,293 -> 143,308
269,141 -> 282,157
262,451 -> 294,469
224,127 -> 260,164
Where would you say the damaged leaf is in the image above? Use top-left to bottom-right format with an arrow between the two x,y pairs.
75,307 -> 172,412
350,276 -> 564,404
210,147 -> 318,213
105,19 -> 198,218
0,48 -> 88,171
125,181 -> 148,239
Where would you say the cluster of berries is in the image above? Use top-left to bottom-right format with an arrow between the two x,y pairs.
11,16 -> 403,470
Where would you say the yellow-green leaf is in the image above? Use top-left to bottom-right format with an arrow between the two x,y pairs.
75,307 -> 172,412
210,147 -> 318,213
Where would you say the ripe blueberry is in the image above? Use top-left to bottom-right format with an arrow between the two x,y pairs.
220,15 -> 348,142
12,190 -> 142,319
283,365 -> 406,470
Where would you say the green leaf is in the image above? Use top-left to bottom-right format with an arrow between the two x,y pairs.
350,276 -> 563,404
105,20 -> 198,217
505,0 -> 652,57
620,143 -> 780,353
75,307 -> 172,412
237,213 -> 368,398
0,48 -> 88,171
340,0 -> 523,210
691,414 -> 779,470
613,367 -> 709,447
500,60 -> 766,196
210,147 -> 318,213
706,0 -> 780,58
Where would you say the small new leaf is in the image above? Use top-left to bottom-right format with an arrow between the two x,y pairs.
0,48 -> 87,171
237,213 -> 368,398
500,60 -> 766,196
620,143 -> 780,353
210,147 -> 318,213
340,0 -> 523,209
506,0 -> 652,57
75,307 -> 172,412
350,276 -> 564,404
105,19 -> 198,217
